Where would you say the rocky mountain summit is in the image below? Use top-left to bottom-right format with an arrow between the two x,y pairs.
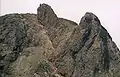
0,3 -> 120,77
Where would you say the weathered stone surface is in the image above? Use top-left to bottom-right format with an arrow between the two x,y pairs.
37,3 -> 58,27
0,4 -> 120,77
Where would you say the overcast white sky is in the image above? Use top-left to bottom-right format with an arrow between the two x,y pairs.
1,0 -> 120,48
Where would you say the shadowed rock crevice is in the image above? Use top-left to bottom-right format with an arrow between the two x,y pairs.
99,27 -> 110,71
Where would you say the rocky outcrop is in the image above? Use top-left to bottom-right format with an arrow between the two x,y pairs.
37,3 -> 78,48
52,12 -> 120,77
37,4 -> 59,28
0,4 -> 120,77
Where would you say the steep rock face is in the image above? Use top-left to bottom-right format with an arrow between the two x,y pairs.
37,3 -> 78,48
0,4 -> 120,77
53,12 -> 120,77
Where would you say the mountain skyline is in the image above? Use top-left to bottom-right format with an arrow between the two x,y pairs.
1,0 -> 120,48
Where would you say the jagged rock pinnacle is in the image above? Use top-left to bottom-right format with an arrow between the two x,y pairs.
37,3 -> 59,27
80,12 -> 101,25
79,12 -> 101,30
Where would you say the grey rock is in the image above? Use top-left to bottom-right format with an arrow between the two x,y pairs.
0,4 -> 120,77
37,3 -> 59,28
52,12 -> 120,77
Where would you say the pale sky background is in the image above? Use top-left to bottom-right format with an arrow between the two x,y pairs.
0,0 -> 120,48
